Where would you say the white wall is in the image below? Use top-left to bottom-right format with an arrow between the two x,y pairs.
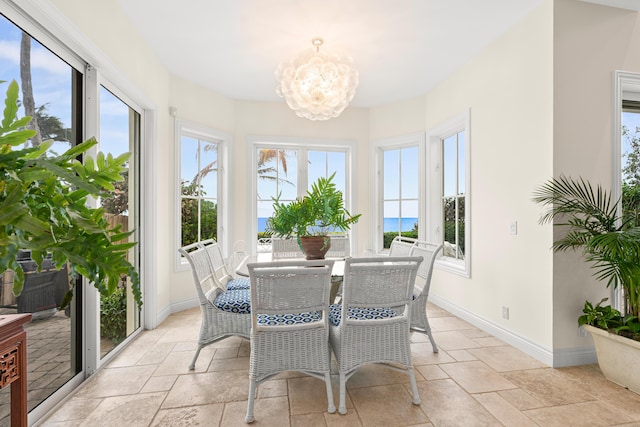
552,0 -> 640,351
422,0 -> 556,358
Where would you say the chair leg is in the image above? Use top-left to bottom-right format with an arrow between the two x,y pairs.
189,345 -> 203,370
407,367 -> 421,405
338,372 -> 347,414
245,379 -> 257,423
423,317 -> 439,353
324,372 -> 336,414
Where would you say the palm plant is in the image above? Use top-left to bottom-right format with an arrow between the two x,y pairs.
533,175 -> 640,339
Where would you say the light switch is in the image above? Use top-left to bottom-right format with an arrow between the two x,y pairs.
509,221 -> 518,235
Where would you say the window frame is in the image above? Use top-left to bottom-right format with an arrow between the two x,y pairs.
371,133 -> 426,253
427,109 -> 471,277
175,119 -> 230,270
248,135 -> 356,255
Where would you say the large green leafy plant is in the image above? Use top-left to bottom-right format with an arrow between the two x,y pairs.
266,172 -> 361,239
0,79 -> 141,308
533,176 -> 640,340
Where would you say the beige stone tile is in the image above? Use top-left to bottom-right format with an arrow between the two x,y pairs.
472,336 -> 506,347
417,379 -> 502,426
136,342 -> 176,365
430,331 -> 482,350
76,365 -> 157,398
292,412 -> 328,427
257,378 -> 288,398
39,419 -> 84,427
429,316 -> 475,331
344,363 -> 420,389
498,388 -> 547,410
458,328 -> 493,338
222,397 -> 289,425
140,375 -> 177,393
469,345 -> 547,372
426,302 -> 450,318
288,376 -> 336,415
410,342 -> 456,365
410,331 -> 429,343
557,364 -> 640,419
473,392 -> 539,427
524,400 -> 635,427
150,402 -> 224,426
349,383 -> 429,426
213,346 -> 239,359
502,368 -> 596,406
173,341 -> 197,352
42,397 -> 102,422
447,349 -> 478,362
79,392 -> 165,427
153,347 -> 216,376
439,361 -> 517,393
156,326 -> 201,344
162,370 -> 249,408
325,411 -> 364,427
416,364 -> 449,381
207,356 -> 249,372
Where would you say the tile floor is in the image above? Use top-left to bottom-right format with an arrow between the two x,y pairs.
38,303 -> 640,427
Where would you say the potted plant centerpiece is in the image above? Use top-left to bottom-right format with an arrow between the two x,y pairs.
266,173 -> 361,259
533,176 -> 640,393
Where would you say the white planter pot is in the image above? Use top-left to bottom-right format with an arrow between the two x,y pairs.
584,324 -> 640,394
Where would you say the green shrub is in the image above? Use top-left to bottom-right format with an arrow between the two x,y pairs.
100,285 -> 127,343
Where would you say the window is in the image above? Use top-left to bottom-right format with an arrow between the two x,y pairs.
428,110 -> 471,276
250,137 -> 353,253
176,121 -> 229,266
373,134 -> 423,251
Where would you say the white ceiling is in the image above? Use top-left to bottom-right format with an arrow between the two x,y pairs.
117,0 -> 638,109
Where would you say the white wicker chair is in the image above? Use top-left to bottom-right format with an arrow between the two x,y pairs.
408,241 -> 443,353
271,237 -> 304,259
329,256 -> 423,414
199,239 -> 250,291
179,242 -> 251,370
325,234 -> 350,258
245,259 -> 336,423
388,235 -> 417,256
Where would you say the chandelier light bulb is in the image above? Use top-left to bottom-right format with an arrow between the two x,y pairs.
276,37 -> 359,121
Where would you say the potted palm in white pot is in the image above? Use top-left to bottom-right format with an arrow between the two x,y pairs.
533,176 -> 640,393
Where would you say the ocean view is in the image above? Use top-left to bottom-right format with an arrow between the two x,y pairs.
257,217 -> 418,232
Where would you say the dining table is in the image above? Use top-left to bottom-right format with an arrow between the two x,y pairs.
235,253 -> 345,303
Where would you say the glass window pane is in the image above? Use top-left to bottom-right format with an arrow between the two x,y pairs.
181,136 -> 199,188
199,142 -> 218,199
384,201 -> 400,232
181,198 -> 199,247
443,196 -> 456,246
401,199 -> 419,232
328,151 -> 346,193
308,150 -> 326,185
443,135 -> 457,197
401,146 -> 419,199
383,149 -> 399,199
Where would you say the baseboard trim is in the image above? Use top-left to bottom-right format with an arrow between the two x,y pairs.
429,294 -> 597,368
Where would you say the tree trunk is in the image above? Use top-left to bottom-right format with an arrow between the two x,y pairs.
20,31 -> 42,147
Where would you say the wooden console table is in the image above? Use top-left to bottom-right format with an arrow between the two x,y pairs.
0,314 -> 31,427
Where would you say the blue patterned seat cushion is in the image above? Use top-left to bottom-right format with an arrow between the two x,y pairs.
226,278 -> 250,290
329,304 -> 397,326
257,311 -> 322,326
213,289 -> 251,314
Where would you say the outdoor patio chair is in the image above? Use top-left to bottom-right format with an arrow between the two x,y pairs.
179,242 -> 251,370
324,234 -> 350,258
199,239 -> 250,290
271,237 -> 304,259
409,241 -> 443,353
245,259 -> 336,423
329,256 -> 423,414
388,235 -> 418,256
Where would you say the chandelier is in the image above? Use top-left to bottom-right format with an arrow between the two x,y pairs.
275,37 -> 359,121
